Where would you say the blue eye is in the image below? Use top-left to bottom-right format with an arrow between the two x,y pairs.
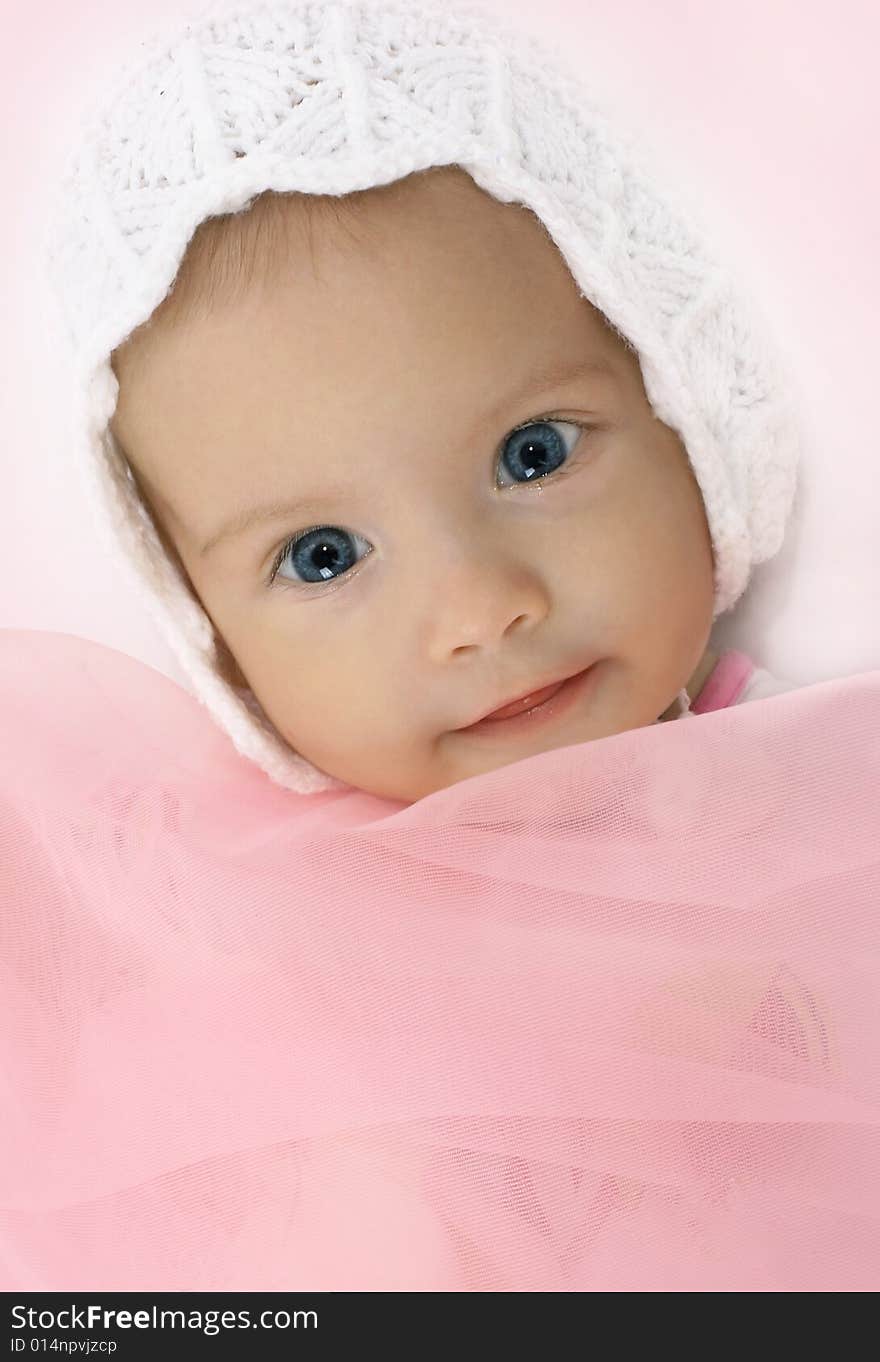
268,418 -> 588,589
497,419 -> 583,488
269,524 -> 373,588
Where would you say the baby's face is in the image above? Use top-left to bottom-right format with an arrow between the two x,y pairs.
111,169 -> 714,803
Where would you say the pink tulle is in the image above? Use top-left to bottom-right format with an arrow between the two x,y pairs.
1,628 -> 878,1291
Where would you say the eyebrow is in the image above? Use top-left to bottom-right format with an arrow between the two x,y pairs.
198,354 -> 618,557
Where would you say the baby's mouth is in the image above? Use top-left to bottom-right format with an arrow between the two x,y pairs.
454,661 -> 602,738
476,677 -> 572,722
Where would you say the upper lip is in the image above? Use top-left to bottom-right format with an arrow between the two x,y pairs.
457,660 -> 597,729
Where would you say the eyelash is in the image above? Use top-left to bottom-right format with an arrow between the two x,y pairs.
266,416 -> 596,591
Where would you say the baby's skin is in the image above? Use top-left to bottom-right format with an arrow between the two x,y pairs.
110,166 -> 717,802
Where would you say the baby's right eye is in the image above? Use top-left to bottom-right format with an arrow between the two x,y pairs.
269,525 -> 373,589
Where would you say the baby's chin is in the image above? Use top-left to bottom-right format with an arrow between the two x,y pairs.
333,662 -> 675,803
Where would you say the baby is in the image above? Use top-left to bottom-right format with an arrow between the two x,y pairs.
25,1 -> 878,1297
109,169 -> 722,805
45,0 -> 801,807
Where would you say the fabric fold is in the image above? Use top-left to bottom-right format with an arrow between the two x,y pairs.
1,628 -> 878,1291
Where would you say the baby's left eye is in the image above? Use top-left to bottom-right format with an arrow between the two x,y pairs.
496,420 -> 585,488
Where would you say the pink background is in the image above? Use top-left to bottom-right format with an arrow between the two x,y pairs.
3,0 -> 878,690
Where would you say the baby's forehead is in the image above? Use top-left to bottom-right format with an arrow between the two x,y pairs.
125,166 -> 552,340
109,167 -> 635,471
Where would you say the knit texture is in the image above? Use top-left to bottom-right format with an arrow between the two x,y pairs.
41,0 -> 803,794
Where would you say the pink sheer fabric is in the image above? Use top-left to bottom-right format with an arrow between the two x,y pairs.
1,628 -> 878,1292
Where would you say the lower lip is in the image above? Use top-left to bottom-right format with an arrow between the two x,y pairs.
456,663 -> 601,739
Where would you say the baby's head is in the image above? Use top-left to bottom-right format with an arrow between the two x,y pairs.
109,167 -> 715,803
45,0 -> 800,804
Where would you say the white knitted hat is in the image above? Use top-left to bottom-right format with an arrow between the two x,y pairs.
42,0 -> 801,795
